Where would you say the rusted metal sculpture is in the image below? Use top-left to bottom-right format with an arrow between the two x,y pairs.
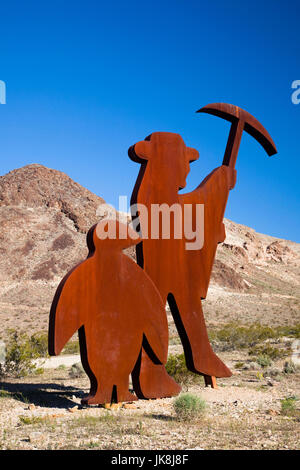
49,102 -> 277,404
129,103 -> 277,393
48,220 -> 180,405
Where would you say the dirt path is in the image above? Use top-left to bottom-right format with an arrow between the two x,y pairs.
35,344 -> 184,369
34,354 -> 80,369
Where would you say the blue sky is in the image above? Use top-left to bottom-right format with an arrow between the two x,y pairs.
0,0 -> 299,241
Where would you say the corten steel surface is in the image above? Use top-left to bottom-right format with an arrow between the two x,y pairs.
48,220 -> 180,405
197,103 -> 277,168
129,104 -> 277,392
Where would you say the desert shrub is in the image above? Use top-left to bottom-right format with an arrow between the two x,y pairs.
62,341 -> 80,355
0,330 -> 47,378
256,354 -> 273,368
19,415 -> 47,425
283,361 -> 297,374
173,393 -> 206,420
165,354 -> 202,385
209,323 -> 300,352
248,345 -> 285,360
256,371 -> 264,381
263,367 -> 281,379
209,323 -> 276,351
242,361 -> 258,371
168,336 -> 181,345
69,362 -> 85,378
29,332 -> 49,357
0,341 -> 5,363
276,325 -> 300,339
234,362 -> 245,369
0,390 -> 28,402
280,396 -> 299,418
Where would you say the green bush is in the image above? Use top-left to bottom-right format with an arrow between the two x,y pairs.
208,323 -> 300,352
256,354 -> 273,368
209,323 -> 276,351
263,367 -> 281,379
173,393 -> 206,420
248,345 -> 285,360
0,330 -> 47,378
283,361 -> 297,374
29,332 -> 49,357
19,415 -> 46,425
165,354 -> 202,385
62,341 -> 80,355
0,390 -> 28,402
234,362 -> 245,369
276,325 -> 300,339
69,362 -> 85,378
280,396 -> 299,417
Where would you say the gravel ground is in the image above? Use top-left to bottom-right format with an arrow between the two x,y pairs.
0,349 -> 299,450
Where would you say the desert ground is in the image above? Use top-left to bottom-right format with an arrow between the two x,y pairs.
0,321 -> 299,450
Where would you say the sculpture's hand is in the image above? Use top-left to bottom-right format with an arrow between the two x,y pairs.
223,166 -> 237,190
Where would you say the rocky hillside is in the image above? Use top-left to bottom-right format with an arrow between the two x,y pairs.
0,164 -> 299,336
0,165 -> 104,335
206,219 -> 300,327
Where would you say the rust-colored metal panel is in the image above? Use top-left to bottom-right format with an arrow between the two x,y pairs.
48,220 -> 181,405
129,104 -> 277,391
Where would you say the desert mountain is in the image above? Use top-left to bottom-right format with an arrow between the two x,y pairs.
0,164 -> 299,336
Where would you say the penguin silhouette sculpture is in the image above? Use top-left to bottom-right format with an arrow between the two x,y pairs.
48,219 -> 180,405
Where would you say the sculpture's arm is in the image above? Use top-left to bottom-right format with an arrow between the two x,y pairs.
180,165 -> 237,299
183,165 -> 236,203
181,165 -> 236,243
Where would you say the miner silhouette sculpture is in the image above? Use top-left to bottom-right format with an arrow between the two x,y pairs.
129,103 -> 277,393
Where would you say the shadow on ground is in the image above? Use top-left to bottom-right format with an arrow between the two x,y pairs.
0,381 -> 87,408
143,413 -> 176,422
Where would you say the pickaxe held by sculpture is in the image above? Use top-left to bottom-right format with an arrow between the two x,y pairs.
197,103 -> 277,168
